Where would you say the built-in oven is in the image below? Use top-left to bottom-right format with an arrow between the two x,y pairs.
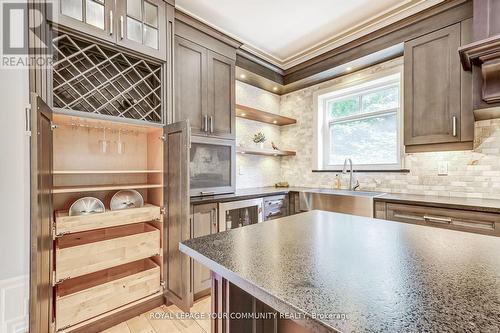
218,198 -> 263,232
190,136 -> 236,197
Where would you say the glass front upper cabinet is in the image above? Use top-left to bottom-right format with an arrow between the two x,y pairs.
58,0 -> 115,42
55,0 -> 167,60
116,0 -> 167,60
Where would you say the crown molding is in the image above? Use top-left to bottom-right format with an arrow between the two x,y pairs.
175,0 -> 445,70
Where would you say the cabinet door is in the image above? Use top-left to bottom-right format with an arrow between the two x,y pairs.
192,203 -> 218,298
56,0 -> 114,42
29,94 -> 54,333
207,51 -> 235,139
404,23 -> 461,146
115,0 -> 167,60
164,120 -> 193,311
174,36 -> 208,136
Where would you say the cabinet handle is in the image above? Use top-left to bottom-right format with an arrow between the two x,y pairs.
109,10 -> 113,35
210,116 -> 214,133
266,211 -> 282,218
204,115 -> 208,132
452,116 -> 457,137
212,209 -> 218,231
423,215 -> 452,224
119,16 -> 124,40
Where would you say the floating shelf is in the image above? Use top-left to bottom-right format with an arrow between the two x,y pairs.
53,183 -> 163,194
236,104 -> 296,126
53,170 -> 163,175
237,146 -> 296,157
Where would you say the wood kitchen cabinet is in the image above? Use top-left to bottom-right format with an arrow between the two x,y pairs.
174,36 -> 208,136
375,201 -> 500,236
404,20 -> 473,152
55,0 -> 115,43
115,0 -> 167,60
174,20 -> 236,139
191,203 -> 218,298
207,50 -> 236,138
53,0 -> 168,60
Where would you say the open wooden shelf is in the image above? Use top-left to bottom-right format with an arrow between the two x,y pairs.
53,170 -> 163,175
237,146 -> 296,157
53,183 -> 163,194
236,104 -> 296,126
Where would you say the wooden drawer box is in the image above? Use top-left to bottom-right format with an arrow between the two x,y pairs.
386,203 -> 500,236
55,204 -> 161,235
56,258 -> 160,330
56,223 -> 160,281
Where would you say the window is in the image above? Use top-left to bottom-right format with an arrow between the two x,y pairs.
315,69 -> 402,170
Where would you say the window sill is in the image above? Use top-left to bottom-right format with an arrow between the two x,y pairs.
312,169 -> 410,173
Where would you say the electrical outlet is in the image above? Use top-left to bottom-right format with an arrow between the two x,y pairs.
239,166 -> 244,175
438,161 -> 448,176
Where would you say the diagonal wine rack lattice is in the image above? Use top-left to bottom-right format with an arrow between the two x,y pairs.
52,33 -> 163,123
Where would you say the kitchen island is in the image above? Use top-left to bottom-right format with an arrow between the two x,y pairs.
180,210 -> 500,333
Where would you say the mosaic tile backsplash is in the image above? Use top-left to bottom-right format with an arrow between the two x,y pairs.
237,62 -> 500,199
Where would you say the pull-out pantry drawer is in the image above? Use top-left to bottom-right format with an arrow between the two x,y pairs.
55,204 -> 161,235
56,258 -> 160,330
56,223 -> 160,281
386,203 -> 500,236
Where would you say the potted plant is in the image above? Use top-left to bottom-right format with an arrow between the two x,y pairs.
253,132 -> 266,149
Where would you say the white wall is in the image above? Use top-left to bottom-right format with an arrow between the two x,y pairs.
0,66 -> 31,332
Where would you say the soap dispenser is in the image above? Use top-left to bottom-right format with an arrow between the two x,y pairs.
334,174 -> 341,189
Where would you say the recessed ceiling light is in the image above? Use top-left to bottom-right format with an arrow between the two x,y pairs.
273,120 -> 277,124
240,74 -> 246,79
346,67 -> 352,71
273,86 -> 278,91
241,113 -> 246,117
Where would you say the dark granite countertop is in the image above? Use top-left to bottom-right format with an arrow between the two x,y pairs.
375,193 -> 500,213
190,186 -> 308,204
180,210 -> 500,333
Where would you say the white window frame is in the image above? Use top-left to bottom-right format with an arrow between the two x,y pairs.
313,64 -> 404,171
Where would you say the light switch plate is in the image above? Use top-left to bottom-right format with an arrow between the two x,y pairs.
438,161 -> 448,176
238,166 -> 244,175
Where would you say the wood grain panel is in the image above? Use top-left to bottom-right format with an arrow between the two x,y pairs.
56,223 -> 160,280
55,204 -> 161,234
404,23 -> 461,145
56,259 -> 160,330
164,121 -> 193,311
174,36 -> 207,135
208,50 -> 235,139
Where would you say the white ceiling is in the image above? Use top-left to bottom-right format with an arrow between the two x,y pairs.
176,0 -> 444,70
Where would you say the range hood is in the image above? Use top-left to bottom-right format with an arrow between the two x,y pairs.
459,0 -> 500,120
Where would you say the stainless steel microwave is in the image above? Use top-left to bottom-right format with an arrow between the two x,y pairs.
190,136 -> 236,197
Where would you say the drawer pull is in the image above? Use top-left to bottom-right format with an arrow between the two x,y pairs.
266,211 -> 282,218
266,200 -> 283,206
424,215 -> 452,224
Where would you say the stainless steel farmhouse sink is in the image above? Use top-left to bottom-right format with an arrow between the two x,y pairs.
298,189 -> 385,217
